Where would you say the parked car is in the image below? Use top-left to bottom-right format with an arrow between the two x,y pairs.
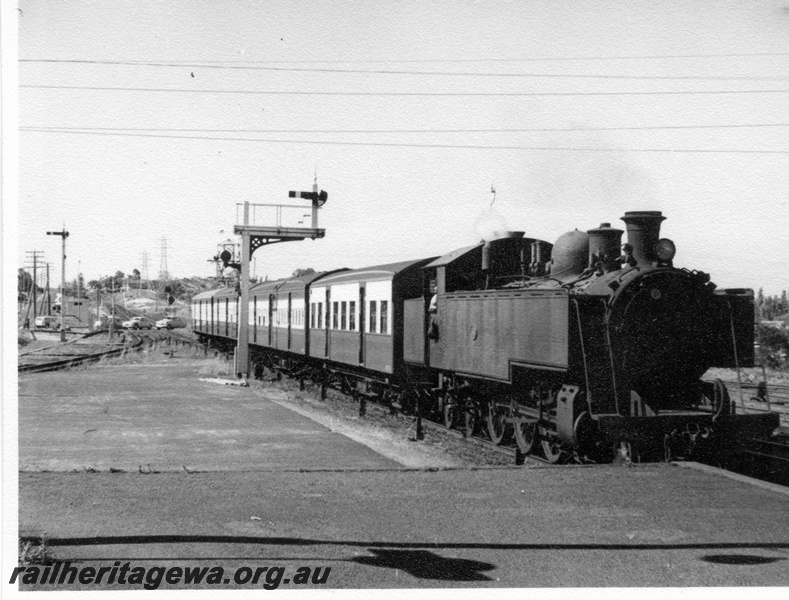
35,315 -> 60,329
156,316 -> 187,330
35,315 -> 81,330
122,316 -> 154,330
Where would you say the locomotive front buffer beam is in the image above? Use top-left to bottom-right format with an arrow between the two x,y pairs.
591,412 -> 779,462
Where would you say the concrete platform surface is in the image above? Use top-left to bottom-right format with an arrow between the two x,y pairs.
16,360 -> 789,589
19,363 -> 399,472
19,467 -> 789,588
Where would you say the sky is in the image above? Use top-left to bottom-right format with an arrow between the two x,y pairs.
10,0 -> 789,295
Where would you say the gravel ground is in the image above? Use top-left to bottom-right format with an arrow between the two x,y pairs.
248,376 -> 521,468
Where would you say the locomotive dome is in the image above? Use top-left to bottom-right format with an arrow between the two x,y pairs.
550,229 -> 589,281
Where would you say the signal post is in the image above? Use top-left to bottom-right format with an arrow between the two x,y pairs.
46,227 -> 69,342
233,186 -> 327,379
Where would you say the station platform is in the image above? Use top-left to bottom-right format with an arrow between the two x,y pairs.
17,360 -> 789,589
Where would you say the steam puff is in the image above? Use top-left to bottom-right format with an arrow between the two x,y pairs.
474,209 -> 510,242
526,130 -> 657,212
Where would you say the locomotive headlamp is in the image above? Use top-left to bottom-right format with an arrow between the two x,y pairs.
654,238 -> 676,262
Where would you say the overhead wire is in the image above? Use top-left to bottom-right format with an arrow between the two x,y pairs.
18,59 -> 789,81
20,124 -> 789,133
20,84 -> 789,97
22,128 -> 789,154
19,52 -> 789,64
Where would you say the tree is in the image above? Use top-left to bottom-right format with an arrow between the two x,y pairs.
110,271 -> 125,290
132,269 -> 141,280
757,324 -> 789,369
18,268 -> 33,295
292,268 -> 316,277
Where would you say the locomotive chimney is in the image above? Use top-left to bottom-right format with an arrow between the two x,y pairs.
620,211 -> 666,266
587,222 -> 624,273
482,231 -> 524,273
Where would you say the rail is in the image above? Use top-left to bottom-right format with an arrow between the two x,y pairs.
19,334 -> 145,374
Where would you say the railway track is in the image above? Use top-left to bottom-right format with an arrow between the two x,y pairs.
278,374 -> 578,467
719,380 -> 789,403
711,379 -> 789,432
18,332 -> 146,373
421,418 -> 558,466
18,328 -> 202,374
732,434 -> 789,486
296,371 -> 789,475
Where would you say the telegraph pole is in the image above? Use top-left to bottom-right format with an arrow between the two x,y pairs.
47,227 -> 69,342
77,260 -> 82,323
24,250 -> 45,326
109,278 -> 116,341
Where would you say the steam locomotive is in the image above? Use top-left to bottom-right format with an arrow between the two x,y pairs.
192,210 -> 779,463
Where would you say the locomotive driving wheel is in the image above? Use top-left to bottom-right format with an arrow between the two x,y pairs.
513,416 -> 537,455
443,391 -> 459,428
540,426 -> 563,463
486,399 -> 513,445
464,402 -> 482,437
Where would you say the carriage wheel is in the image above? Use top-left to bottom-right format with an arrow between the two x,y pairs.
486,401 -> 512,445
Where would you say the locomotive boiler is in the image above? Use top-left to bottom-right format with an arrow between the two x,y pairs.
194,210 -> 779,464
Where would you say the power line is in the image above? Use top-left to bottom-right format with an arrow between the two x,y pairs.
18,59 -> 788,81
21,123 -> 789,134
20,84 -> 789,97
22,128 -> 789,154
19,52 -> 789,64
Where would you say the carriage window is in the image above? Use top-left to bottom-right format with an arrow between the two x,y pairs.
380,300 -> 389,334
332,302 -> 338,329
349,301 -> 356,331
369,301 -> 377,333
341,301 -> 347,330
318,303 -> 323,329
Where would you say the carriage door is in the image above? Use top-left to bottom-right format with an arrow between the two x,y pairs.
268,294 -> 274,346
325,288 -> 331,358
359,285 -> 366,365
225,298 -> 229,337
252,296 -> 257,344
287,292 -> 292,350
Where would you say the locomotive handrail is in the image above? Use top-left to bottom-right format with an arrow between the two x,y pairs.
600,296 -> 621,416
727,299 -> 746,411
572,298 -> 592,409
